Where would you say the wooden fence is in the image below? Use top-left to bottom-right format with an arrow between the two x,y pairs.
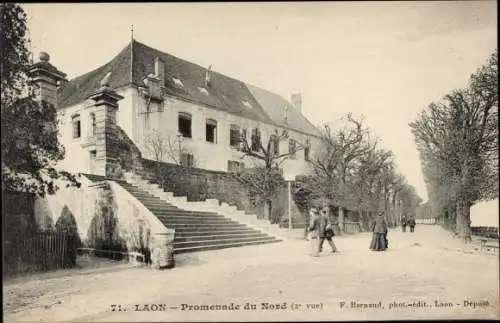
3,231 -> 77,276
471,226 -> 499,240
344,221 -> 362,234
415,218 -> 437,225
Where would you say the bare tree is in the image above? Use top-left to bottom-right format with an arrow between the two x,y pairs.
143,130 -> 197,188
233,125 -> 308,221
410,50 -> 498,243
311,114 -> 377,230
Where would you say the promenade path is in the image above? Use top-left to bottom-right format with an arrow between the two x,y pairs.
4,225 -> 499,322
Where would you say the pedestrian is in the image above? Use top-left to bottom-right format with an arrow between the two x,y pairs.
408,216 -> 416,233
369,212 -> 388,251
308,206 -> 337,257
305,207 -> 317,241
401,213 -> 407,233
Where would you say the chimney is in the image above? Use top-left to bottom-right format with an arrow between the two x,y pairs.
291,93 -> 302,113
27,52 -> 67,107
205,64 -> 212,87
154,57 -> 165,83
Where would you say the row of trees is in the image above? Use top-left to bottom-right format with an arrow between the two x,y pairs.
410,50 -> 498,243
295,114 -> 421,230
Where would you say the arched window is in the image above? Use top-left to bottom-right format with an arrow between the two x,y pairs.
72,114 -> 81,139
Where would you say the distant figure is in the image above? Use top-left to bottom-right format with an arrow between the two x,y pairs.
370,212 -> 388,251
408,216 -> 416,233
401,214 -> 407,233
305,208 -> 317,241
308,207 -> 337,256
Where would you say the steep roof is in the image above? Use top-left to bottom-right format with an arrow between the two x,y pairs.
58,43 -> 132,108
246,84 -> 320,137
58,39 -> 318,136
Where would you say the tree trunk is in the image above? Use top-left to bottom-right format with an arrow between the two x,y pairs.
264,200 -> 273,223
384,192 -> 391,227
455,199 -> 463,237
338,206 -> 344,234
456,198 -> 472,243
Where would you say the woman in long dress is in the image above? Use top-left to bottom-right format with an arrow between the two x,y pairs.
369,212 -> 388,251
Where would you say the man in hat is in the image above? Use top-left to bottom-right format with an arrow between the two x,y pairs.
308,206 -> 337,256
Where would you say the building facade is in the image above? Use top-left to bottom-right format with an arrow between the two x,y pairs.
55,40 -> 321,177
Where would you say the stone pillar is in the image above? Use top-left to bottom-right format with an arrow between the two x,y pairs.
27,52 -> 67,106
150,229 -> 175,269
88,76 -> 124,179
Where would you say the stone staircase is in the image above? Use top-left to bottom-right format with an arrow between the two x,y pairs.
123,172 -> 293,240
116,180 -> 282,254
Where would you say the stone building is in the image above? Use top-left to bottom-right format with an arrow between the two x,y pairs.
24,39 -> 321,266
55,39 -> 320,176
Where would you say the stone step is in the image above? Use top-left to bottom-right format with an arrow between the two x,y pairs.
174,228 -> 259,235
162,223 -> 248,229
157,217 -> 242,225
174,236 -> 277,249
136,204 -> 183,212
155,214 -> 227,221
174,232 -> 268,242
149,209 -> 218,217
173,238 -> 282,254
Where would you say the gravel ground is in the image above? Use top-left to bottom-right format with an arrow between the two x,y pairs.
4,226 -> 499,322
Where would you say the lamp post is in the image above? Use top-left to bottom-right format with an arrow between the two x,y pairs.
284,172 -> 296,231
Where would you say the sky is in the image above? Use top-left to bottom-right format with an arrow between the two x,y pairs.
23,2 -> 498,202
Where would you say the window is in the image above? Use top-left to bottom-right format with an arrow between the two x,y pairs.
178,112 -> 192,138
227,160 -> 244,173
197,87 -> 209,95
180,153 -> 194,167
304,139 -> 311,161
206,119 -> 217,143
229,124 -> 241,147
270,134 -> 280,156
251,128 -> 261,152
72,114 -> 81,139
172,77 -> 184,87
289,139 -> 296,159
89,113 -> 96,137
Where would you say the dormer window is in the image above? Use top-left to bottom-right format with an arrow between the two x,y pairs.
197,87 -> 209,95
242,101 -> 252,108
72,114 -> 81,139
172,77 -> 184,87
